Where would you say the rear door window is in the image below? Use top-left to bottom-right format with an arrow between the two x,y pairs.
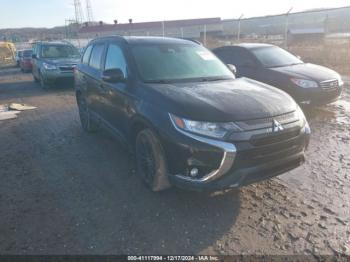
230,49 -> 255,67
216,48 -> 255,67
89,44 -> 105,70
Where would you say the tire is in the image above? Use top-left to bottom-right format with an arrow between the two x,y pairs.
39,73 -> 49,90
135,129 -> 171,192
76,94 -> 99,133
33,74 -> 39,83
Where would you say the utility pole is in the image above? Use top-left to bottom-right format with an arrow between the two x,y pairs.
324,14 -> 329,34
162,21 -> 165,37
85,0 -> 94,23
128,19 -> 133,36
73,0 -> 85,24
237,14 -> 244,42
203,25 -> 207,46
284,7 -> 293,49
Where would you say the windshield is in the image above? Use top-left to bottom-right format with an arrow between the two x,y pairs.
252,46 -> 303,68
131,43 -> 234,83
41,45 -> 80,59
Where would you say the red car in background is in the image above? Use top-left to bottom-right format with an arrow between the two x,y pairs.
19,49 -> 33,72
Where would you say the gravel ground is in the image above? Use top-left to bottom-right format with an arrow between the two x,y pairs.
0,68 -> 349,256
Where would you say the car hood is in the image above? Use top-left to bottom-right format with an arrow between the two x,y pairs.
270,63 -> 340,82
144,78 -> 297,122
43,58 -> 80,65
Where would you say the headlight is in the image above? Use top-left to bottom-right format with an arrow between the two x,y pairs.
291,78 -> 318,88
338,77 -> 344,86
169,114 -> 242,139
296,106 -> 310,132
43,62 -> 57,70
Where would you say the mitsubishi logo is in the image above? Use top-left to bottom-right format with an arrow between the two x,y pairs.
273,119 -> 284,132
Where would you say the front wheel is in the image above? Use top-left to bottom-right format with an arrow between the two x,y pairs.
33,73 -> 39,83
40,73 -> 49,90
135,129 -> 171,192
76,94 -> 99,133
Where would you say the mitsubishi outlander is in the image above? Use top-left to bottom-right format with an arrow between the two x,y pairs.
74,36 -> 311,192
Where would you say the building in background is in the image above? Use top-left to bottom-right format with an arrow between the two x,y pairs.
1,6 -> 350,47
222,6 -> 350,40
288,28 -> 326,44
78,18 -> 222,39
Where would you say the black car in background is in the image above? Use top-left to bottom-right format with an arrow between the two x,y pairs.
213,44 -> 344,106
75,36 -> 310,192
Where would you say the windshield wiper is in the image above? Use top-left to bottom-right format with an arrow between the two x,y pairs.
198,77 -> 230,82
144,79 -> 173,84
289,62 -> 303,66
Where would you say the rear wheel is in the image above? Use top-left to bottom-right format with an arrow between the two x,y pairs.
135,129 -> 171,192
76,94 -> 99,133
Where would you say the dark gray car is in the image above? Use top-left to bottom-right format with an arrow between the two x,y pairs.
213,43 -> 344,106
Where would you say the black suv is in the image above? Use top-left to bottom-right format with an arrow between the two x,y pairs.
75,36 -> 311,192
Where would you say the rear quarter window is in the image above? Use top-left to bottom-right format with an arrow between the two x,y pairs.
216,48 -> 255,67
82,45 -> 93,64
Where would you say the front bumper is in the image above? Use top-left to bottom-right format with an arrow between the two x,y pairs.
294,86 -> 343,106
20,62 -> 32,70
42,70 -> 74,84
162,120 -> 310,191
171,151 -> 305,191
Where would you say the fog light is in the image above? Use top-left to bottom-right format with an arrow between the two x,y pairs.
189,168 -> 199,178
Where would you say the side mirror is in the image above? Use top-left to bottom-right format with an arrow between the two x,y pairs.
296,55 -> 302,60
227,64 -> 237,75
32,54 -> 37,59
102,68 -> 126,83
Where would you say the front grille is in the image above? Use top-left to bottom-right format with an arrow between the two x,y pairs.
233,135 -> 304,171
320,79 -> 339,89
236,111 -> 299,131
227,110 -> 305,173
242,111 -> 296,126
250,129 -> 301,147
59,65 -> 76,72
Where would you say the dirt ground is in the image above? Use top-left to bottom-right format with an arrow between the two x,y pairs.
0,68 -> 349,256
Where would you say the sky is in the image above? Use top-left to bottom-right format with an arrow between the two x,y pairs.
0,0 -> 350,29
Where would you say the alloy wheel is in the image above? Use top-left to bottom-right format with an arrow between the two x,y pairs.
136,134 -> 156,186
